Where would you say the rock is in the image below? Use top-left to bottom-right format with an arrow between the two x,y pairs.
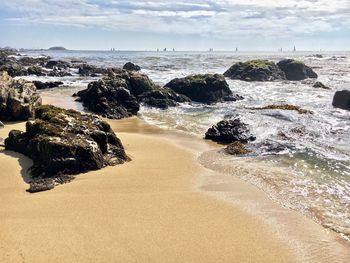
123,62 -> 141,71
5,105 -> 129,192
77,69 -> 188,118
224,60 -> 286,81
277,59 -> 318,80
248,104 -> 313,114
313,81 -> 330,90
2,63 -> 28,77
226,141 -> 250,155
18,56 -> 50,66
45,60 -> 71,69
205,119 -> 256,144
165,74 -> 239,104
27,66 -> 47,76
47,70 -> 72,77
332,90 -> 350,111
78,64 -> 107,77
33,81 -> 64,90
0,71 -> 42,121
77,77 -> 140,119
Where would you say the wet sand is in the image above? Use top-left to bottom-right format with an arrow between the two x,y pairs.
0,98 -> 349,262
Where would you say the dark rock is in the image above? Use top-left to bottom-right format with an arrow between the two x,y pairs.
2,63 -> 28,77
205,119 -> 256,144
224,60 -> 286,81
165,74 -> 238,104
332,90 -> 350,111
33,81 -> 64,90
18,56 -> 50,66
5,105 -> 129,192
45,60 -> 71,69
77,69 -> 188,118
123,62 -> 141,71
277,59 -> 317,80
47,70 -> 72,77
248,104 -> 313,114
0,71 -> 42,121
78,64 -> 107,76
313,81 -> 330,90
27,66 -> 46,76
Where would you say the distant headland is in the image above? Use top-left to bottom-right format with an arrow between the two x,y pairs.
48,46 -> 67,51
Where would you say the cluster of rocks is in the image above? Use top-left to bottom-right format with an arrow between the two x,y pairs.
75,70 -> 239,119
0,71 -> 42,121
5,105 -> 129,193
224,59 -> 318,81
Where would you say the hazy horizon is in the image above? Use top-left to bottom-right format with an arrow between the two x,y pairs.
1,0 -> 349,51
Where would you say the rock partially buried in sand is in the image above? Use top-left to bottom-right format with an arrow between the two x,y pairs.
223,60 -> 286,81
123,62 -> 141,71
33,80 -> 64,90
277,59 -> 318,80
5,105 -> 129,192
165,74 -> 241,104
205,119 -> 256,144
0,71 -> 42,121
332,90 -> 350,111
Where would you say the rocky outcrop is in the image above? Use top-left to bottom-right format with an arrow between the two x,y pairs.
123,62 -> 141,71
277,59 -> 317,80
332,90 -> 350,111
224,60 -> 286,81
5,105 -> 129,192
205,119 -> 256,144
33,81 -> 64,90
45,60 -> 71,69
0,71 -> 42,121
165,74 -> 240,104
76,69 -> 190,118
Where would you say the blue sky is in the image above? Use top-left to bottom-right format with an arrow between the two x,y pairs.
0,0 -> 349,51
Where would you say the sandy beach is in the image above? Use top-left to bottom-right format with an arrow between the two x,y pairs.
0,102 -> 349,262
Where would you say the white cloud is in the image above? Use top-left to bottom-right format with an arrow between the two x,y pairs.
2,0 -> 350,39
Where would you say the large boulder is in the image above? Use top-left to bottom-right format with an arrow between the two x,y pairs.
45,60 -> 71,69
165,74 -> 239,104
205,118 -> 256,144
224,60 -> 286,81
78,64 -> 108,77
277,59 -> 317,80
76,69 -> 189,118
332,90 -> 350,111
5,105 -> 129,192
0,71 -> 42,121
123,62 -> 141,71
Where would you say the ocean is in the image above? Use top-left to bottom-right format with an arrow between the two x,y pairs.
20,50 -> 350,240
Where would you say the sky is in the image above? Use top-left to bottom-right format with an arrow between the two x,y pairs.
0,0 -> 349,51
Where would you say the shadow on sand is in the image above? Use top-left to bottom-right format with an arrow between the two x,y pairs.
0,148 -> 33,185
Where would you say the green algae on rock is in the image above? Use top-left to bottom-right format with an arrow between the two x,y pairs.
248,104 -> 313,114
5,105 -> 129,193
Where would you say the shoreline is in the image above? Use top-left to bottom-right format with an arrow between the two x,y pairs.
0,97 -> 349,261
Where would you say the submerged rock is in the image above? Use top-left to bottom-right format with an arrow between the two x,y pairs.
0,71 -> 42,121
123,62 -> 141,71
226,141 -> 250,155
313,81 -> 330,90
165,74 -> 239,104
248,104 -> 313,114
33,81 -> 64,90
277,59 -> 318,80
5,105 -> 129,192
224,60 -> 286,81
205,119 -> 256,144
332,90 -> 350,111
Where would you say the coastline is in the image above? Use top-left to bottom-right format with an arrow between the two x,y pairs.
0,96 -> 349,262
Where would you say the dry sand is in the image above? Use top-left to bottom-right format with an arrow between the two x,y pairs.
0,115 -> 349,262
